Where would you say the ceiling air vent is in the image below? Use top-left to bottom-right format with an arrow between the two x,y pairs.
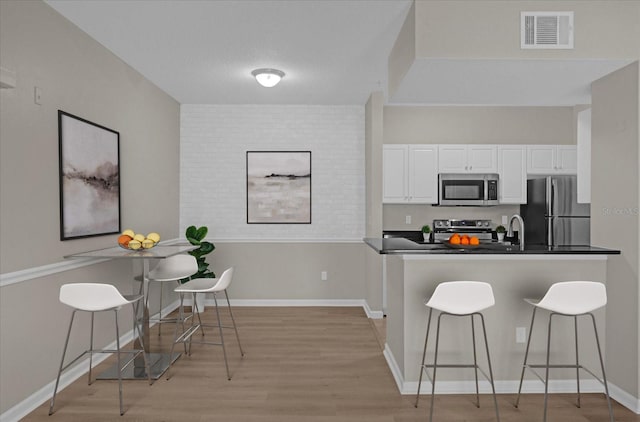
521,11 -> 574,49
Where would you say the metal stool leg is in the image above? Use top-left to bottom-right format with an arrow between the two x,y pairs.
574,315 -> 581,408
114,309 -> 124,416
479,313 -> 500,422
415,308 -> 433,408
49,310 -> 77,415
224,290 -> 244,356
470,314 -> 480,408
213,292 -> 231,380
515,307 -> 537,408
167,294 -> 185,379
589,313 -> 614,422
429,313 -> 444,422
543,313 -> 554,422
88,312 -> 95,385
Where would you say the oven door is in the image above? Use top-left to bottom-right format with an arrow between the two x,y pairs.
439,176 -> 487,206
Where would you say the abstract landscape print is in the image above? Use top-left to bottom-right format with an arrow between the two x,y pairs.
58,111 -> 120,240
247,151 -> 311,224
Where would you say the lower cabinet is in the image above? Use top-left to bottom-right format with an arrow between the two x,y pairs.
383,144 -> 438,204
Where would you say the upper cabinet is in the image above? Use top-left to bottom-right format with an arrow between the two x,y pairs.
498,145 -> 527,204
383,144 -> 438,204
438,145 -> 497,173
527,145 -> 577,175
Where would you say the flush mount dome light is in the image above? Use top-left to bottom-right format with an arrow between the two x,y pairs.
251,68 -> 285,88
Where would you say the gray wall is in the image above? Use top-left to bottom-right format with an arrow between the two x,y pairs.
0,0 -> 180,413
591,61 -> 640,399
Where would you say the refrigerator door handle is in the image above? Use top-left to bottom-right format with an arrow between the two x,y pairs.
547,217 -> 554,247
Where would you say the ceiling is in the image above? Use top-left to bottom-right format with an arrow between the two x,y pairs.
45,0 -> 631,106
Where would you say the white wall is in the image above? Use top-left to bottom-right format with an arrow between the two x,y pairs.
180,104 -> 365,240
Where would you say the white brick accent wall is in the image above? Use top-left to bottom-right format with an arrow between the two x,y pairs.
180,105 -> 365,240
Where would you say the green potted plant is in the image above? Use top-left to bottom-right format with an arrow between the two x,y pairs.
421,224 -> 432,243
182,225 -> 216,282
495,225 -> 506,242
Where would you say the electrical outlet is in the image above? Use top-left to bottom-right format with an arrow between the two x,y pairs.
502,215 -> 508,225
34,86 -> 42,105
516,327 -> 527,343
321,271 -> 327,281
405,215 -> 412,225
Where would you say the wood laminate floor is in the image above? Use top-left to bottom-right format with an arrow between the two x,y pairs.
26,307 -> 638,421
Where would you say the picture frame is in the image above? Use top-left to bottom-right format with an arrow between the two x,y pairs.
246,151 -> 311,224
58,110 -> 121,240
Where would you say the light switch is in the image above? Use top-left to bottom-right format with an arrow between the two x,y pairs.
405,215 -> 411,225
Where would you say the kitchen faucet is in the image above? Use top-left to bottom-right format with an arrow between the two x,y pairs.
508,214 -> 525,251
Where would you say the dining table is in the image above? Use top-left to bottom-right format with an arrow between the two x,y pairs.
65,243 -> 197,380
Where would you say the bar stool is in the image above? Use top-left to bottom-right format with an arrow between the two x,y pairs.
415,281 -> 500,422
515,281 -> 614,422
49,283 -> 152,416
167,267 -> 244,380
145,254 -> 198,335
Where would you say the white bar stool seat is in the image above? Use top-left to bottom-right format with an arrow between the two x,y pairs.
515,281 -> 614,422
167,267 -> 244,380
49,283 -> 152,416
415,281 -> 500,422
144,254 -> 198,335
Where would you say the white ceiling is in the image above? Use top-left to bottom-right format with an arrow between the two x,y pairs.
45,0 -> 631,106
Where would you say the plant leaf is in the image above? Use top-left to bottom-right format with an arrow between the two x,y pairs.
199,241 -> 215,254
186,236 -> 201,246
185,225 -> 197,239
195,226 -> 208,241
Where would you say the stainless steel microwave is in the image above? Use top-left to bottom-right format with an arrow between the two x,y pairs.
438,173 -> 499,206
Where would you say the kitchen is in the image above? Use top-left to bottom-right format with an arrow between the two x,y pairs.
1,0 -> 639,420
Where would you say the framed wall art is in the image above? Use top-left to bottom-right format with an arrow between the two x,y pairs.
58,110 -> 121,240
246,151 -> 311,224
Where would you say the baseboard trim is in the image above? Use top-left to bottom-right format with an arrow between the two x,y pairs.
382,342 -> 639,414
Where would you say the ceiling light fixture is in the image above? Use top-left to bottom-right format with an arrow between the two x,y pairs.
251,68 -> 285,88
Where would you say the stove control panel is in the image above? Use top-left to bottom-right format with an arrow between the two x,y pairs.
433,219 -> 492,231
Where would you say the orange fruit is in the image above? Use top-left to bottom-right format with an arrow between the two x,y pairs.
469,236 -> 480,245
449,234 -> 461,245
460,237 -> 470,245
118,234 -> 132,247
461,234 -> 470,241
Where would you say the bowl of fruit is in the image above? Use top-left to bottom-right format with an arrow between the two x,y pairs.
445,233 -> 480,249
118,229 -> 161,250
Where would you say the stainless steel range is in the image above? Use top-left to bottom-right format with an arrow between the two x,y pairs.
432,219 -> 493,243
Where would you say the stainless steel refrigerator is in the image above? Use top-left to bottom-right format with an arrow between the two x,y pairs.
520,176 -> 590,246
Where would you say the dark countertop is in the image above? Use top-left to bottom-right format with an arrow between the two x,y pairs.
364,237 -> 620,255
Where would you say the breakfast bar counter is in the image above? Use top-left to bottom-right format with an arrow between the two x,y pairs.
365,237 -> 619,396
364,237 -> 620,255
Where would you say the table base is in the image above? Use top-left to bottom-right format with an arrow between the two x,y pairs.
96,352 -> 181,380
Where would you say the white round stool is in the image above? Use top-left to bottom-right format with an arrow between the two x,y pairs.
49,283 -> 152,416
515,281 -> 613,422
415,281 -> 500,422
145,254 -> 198,335
167,267 -> 244,380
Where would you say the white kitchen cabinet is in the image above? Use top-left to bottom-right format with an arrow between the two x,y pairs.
498,145 -> 527,204
438,144 -> 497,173
527,145 -> 577,175
383,144 -> 438,204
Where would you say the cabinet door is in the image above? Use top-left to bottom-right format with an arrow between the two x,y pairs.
408,145 -> 438,203
467,145 -> 497,173
438,145 -> 467,172
383,145 -> 408,203
498,146 -> 526,204
527,145 -> 555,174
556,145 -> 577,174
